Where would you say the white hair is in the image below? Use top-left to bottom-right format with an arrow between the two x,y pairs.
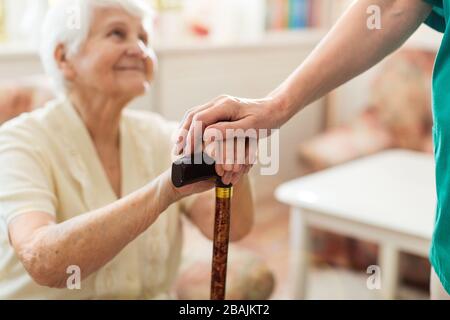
40,0 -> 154,93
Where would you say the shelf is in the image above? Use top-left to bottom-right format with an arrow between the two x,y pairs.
154,29 -> 327,54
0,41 -> 38,59
0,29 -> 327,59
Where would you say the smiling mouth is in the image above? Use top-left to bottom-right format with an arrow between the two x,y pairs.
114,66 -> 146,72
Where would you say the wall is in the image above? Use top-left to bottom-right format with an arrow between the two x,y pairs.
331,25 -> 443,127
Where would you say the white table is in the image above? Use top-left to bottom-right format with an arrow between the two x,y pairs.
275,149 -> 436,299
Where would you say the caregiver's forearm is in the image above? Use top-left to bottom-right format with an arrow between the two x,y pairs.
16,170 -> 176,288
270,0 -> 432,124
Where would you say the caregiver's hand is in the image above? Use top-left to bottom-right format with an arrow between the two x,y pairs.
174,95 -> 283,156
173,95 -> 284,184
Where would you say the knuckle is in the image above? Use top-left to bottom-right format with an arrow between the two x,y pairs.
182,110 -> 194,123
192,112 -> 204,123
217,94 -> 236,106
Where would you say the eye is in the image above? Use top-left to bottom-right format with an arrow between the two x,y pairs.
109,28 -> 126,40
139,33 -> 148,45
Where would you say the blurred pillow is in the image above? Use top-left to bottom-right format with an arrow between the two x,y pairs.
369,50 -> 435,150
298,109 -> 394,172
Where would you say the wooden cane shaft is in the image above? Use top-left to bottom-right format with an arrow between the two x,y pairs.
210,186 -> 232,300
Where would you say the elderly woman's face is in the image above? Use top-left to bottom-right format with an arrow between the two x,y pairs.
67,6 -> 154,99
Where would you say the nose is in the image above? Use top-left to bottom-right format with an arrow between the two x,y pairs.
122,39 -> 156,81
125,40 -> 147,59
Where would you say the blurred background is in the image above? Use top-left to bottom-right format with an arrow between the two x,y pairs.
0,0 -> 444,299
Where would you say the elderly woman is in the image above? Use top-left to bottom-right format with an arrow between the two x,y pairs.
0,0 -> 253,299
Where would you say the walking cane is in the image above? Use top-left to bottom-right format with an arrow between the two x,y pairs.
171,153 -> 232,300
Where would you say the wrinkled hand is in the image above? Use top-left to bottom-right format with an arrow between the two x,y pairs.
159,169 -> 215,207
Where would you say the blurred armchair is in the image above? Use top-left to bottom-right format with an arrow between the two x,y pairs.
0,76 -> 53,125
299,49 -> 435,173
297,49 -> 436,289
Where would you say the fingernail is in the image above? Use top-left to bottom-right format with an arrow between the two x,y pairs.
221,173 -> 229,185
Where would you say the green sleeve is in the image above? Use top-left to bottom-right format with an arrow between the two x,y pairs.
422,0 -> 446,33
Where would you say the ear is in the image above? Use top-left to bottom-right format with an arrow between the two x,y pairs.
54,44 -> 77,81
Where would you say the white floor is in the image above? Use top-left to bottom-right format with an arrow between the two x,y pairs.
277,267 -> 429,300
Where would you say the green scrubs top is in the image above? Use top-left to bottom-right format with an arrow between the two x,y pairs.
423,0 -> 450,294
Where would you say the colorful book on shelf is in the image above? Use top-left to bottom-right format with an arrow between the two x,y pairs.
308,0 -> 322,28
288,0 -> 308,29
0,0 -> 5,42
266,0 -> 289,30
266,0 -> 332,30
